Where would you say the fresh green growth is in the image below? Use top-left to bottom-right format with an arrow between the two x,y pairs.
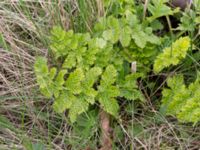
97,65 -> 120,117
36,0 -> 180,123
147,0 -> 179,22
161,73 -> 200,125
34,24 -> 144,122
68,110 -> 99,148
34,1 -> 197,125
2,0 -> 200,149
153,36 -> 191,73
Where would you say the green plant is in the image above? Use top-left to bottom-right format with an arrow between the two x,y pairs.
34,24 -> 144,123
34,0 -> 199,126
160,73 -> 200,125
2,0 -> 200,149
68,110 -> 99,148
147,0 -> 179,22
153,36 -> 191,73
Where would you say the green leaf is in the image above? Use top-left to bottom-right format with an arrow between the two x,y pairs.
55,70 -> 67,86
96,38 -> 107,49
177,11 -> 196,31
100,65 -> 117,87
83,67 -> 102,87
62,53 -> 76,69
131,29 -> 147,49
154,36 -> 191,73
161,73 -> 200,125
69,96 -> 89,123
98,65 -> 120,117
53,91 -> 76,113
131,26 -> 160,49
72,109 -> 98,142
34,57 -> 54,98
83,89 -> 98,104
52,69 -> 67,98
148,0 -> 179,22
70,34 -> 78,50
65,68 -> 84,94
34,57 -> 48,75
99,97 -> 119,117
49,67 -> 57,80
102,29 -> 114,42
120,26 -> 131,47
119,74 -> 144,101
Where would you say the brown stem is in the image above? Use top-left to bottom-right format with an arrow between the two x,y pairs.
99,110 -> 112,150
96,0 -> 104,17
96,0 -> 111,149
143,0 -> 149,21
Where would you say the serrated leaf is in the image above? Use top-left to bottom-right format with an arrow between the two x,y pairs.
96,38 -> 107,49
70,35 -> 78,49
83,67 -> 102,87
49,67 -> 57,80
34,57 -> 54,98
53,92 -> 76,113
100,65 -> 117,88
34,57 -> 48,75
177,11 -> 196,32
65,68 -> 84,94
51,26 -> 66,41
161,73 -> 200,125
55,70 -> 67,86
120,26 -> 131,47
102,29 -> 114,42
148,0 -> 179,22
40,87 -> 53,98
132,28 -> 147,49
62,53 -> 76,69
119,74 -> 144,101
98,65 -> 120,117
154,36 -> 191,73
99,97 -> 119,117
69,96 -> 89,123
83,89 -> 97,104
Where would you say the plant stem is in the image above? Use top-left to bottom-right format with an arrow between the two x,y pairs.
99,110 -> 112,150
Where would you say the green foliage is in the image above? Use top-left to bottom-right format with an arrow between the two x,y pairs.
34,18 -> 146,122
3,0 -> 200,149
34,57 -> 56,98
118,73 -> 144,101
68,110 -> 98,148
103,0 -> 136,16
153,36 -> 191,73
177,10 -> 197,32
95,12 -> 161,49
127,12 -> 161,48
34,57 -> 68,98
97,65 -> 120,117
53,67 -> 102,122
34,0 -> 200,126
147,0 -> 179,22
94,11 -> 161,74
161,73 -> 200,125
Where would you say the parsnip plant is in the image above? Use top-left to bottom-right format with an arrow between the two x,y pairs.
160,74 -> 200,125
34,23 -> 145,122
153,36 -> 191,73
34,0 -> 200,125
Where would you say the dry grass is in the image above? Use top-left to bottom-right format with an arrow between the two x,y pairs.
0,0 -> 101,149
